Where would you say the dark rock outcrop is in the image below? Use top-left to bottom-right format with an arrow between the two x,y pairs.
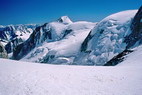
125,6 -> 142,48
81,31 -> 93,52
62,29 -> 72,38
0,42 -> 8,58
104,49 -> 133,66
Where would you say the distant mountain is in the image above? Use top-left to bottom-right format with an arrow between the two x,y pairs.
0,24 -> 38,41
0,24 -> 38,53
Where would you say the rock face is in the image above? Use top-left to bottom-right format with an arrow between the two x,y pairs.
0,42 -> 8,58
125,6 -> 142,48
104,49 -> 133,66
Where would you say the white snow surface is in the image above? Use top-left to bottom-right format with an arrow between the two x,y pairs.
0,24 -> 37,45
0,58 -> 142,95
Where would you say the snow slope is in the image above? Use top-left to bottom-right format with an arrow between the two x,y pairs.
0,58 -> 142,95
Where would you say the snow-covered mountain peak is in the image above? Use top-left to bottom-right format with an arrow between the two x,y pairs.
16,20 -> 96,62
57,16 -> 73,24
75,10 -> 138,66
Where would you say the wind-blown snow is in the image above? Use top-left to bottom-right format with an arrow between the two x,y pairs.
0,59 -> 142,95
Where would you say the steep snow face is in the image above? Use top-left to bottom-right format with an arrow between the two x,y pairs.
75,10 -> 138,65
57,16 -> 73,24
21,21 -> 96,64
0,59 -> 142,95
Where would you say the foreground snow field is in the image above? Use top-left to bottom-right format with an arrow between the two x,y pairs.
0,59 -> 142,95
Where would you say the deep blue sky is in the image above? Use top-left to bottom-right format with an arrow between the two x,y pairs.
0,0 -> 141,25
